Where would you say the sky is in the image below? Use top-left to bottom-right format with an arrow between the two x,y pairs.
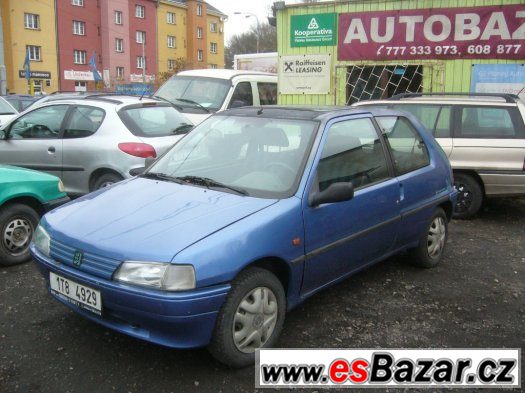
205,0 -> 282,44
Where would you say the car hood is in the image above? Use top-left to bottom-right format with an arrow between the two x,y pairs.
0,164 -> 60,182
44,177 -> 277,263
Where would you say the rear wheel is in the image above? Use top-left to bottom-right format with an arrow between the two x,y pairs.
453,173 -> 483,219
91,173 -> 123,191
208,267 -> 286,368
409,207 -> 448,268
0,204 -> 40,266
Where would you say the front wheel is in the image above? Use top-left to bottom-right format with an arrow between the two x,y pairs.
409,207 -> 448,268
91,173 -> 123,191
208,267 -> 286,368
0,204 -> 40,266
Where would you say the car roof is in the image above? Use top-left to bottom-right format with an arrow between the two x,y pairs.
219,105 -> 402,121
30,94 -> 172,110
176,69 -> 276,80
355,92 -> 522,106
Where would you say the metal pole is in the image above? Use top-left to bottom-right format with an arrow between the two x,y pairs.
0,6 -> 7,95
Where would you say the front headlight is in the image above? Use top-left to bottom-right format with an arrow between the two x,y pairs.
114,262 -> 196,291
58,180 -> 65,193
33,225 -> 51,257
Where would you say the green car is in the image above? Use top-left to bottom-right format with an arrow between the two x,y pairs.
0,165 -> 69,266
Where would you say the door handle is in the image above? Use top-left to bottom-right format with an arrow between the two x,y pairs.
48,146 -> 56,154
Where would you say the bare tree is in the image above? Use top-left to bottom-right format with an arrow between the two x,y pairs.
225,23 -> 276,69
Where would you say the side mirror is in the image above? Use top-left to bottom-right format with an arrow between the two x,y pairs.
129,156 -> 157,176
309,182 -> 354,207
145,156 -> 156,168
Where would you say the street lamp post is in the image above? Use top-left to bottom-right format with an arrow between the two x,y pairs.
234,11 -> 260,53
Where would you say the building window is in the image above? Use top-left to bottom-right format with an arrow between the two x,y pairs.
135,5 -> 145,18
210,42 -> 217,54
24,13 -> 40,30
72,0 -> 84,6
115,38 -> 123,52
75,81 -> 87,92
115,11 -> 122,25
136,31 -> 145,44
73,20 -> 85,35
210,22 -> 217,33
26,45 -> 41,61
167,35 -> 176,48
116,67 -> 124,80
167,12 -> 175,24
137,56 -> 145,69
167,59 -> 175,71
210,64 -> 217,69
197,4 -> 202,16
74,50 -> 87,64
197,49 -> 203,62
197,27 -> 203,39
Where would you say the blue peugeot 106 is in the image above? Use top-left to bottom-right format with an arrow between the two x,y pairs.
31,106 -> 457,367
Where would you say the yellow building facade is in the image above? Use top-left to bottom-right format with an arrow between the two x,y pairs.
157,0 -> 225,74
1,0 -> 59,94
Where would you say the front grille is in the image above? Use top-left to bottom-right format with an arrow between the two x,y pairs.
50,239 -> 122,280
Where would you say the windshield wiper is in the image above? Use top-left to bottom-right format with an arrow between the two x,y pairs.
176,175 -> 248,196
140,172 -> 183,183
174,98 -> 210,113
172,124 -> 193,135
150,95 -> 184,111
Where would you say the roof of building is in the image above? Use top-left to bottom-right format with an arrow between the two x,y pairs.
163,0 -> 226,16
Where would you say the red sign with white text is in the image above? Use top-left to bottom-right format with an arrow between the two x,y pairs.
337,5 -> 525,61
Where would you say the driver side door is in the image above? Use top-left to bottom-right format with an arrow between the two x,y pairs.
0,104 -> 69,179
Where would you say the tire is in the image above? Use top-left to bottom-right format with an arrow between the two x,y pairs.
91,173 -> 123,191
0,204 -> 40,266
409,207 -> 448,269
453,173 -> 483,219
208,267 -> 286,368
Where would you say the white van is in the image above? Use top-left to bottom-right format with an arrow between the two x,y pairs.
154,69 -> 277,125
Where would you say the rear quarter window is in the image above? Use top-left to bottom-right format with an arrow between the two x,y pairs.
118,104 -> 193,137
458,106 -> 525,139
391,104 -> 452,138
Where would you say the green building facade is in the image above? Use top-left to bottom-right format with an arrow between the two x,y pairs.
275,0 -> 525,105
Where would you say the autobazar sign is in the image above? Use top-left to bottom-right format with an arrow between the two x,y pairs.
279,54 -> 331,94
338,4 -> 525,60
291,13 -> 336,47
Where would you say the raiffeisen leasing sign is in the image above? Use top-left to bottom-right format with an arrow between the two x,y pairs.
279,54 -> 332,94
338,4 -> 525,60
291,13 -> 337,47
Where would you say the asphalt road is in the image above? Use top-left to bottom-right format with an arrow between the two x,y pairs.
1,198 -> 524,393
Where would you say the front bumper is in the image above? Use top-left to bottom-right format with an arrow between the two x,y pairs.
43,196 -> 70,213
30,244 -> 230,349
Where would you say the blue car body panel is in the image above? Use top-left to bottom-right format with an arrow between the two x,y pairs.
32,106 -> 457,349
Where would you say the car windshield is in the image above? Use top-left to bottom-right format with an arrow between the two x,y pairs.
147,115 -> 319,198
154,76 -> 231,113
0,98 -> 17,115
118,103 -> 193,137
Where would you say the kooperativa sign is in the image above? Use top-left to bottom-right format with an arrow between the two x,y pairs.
338,4 -> 525,60
291,13 -> 337,47
279,54 -> 331,94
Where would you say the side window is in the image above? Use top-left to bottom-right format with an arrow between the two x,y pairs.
394,104 -> 452,138
459,106 -> 525,138
9,105 -> 69,139
63,106 -> 105,138
317,118 -> 390,191
228,82 -> 253,108
258,82 -> 277,105
377,116 -> 430,175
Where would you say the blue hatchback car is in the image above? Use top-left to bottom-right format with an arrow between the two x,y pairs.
31,106 -> 457,367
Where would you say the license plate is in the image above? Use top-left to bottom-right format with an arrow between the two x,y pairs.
49,272 -> 102,315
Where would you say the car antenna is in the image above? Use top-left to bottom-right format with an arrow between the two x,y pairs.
257,106 -> 263,115
139,87 -> 148,101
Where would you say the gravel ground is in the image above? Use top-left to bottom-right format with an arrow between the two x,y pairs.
1,198 -> 523,393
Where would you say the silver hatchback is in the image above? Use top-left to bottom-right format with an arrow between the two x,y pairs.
0,95 -> 192,195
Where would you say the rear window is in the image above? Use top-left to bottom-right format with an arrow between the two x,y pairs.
458,106 -> 525,138
0,98 -> 17,115
118,104 -> 193,137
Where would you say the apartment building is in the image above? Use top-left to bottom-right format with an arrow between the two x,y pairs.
1,0 -> 59,94
1,0 -> 225,94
